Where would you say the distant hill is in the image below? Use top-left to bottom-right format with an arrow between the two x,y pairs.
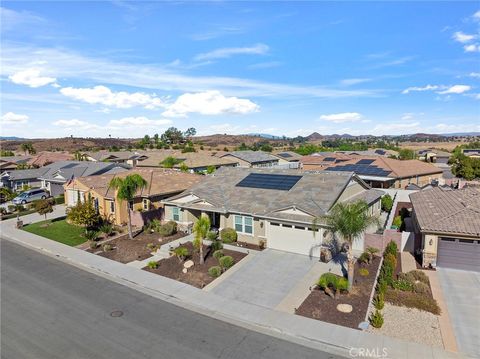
193,134 -> 287,148
244,133 -> 285,139
306,132 -> 323,141
0,136 -> 25,141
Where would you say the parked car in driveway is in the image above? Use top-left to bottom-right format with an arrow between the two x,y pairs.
12,189 -> 50,205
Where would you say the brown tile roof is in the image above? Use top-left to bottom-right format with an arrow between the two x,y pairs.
66,168 -> 203,199
136,150 -> 238,169
27,151 -> 74,167
410,187 -> 480,237
301,153 -> 352,166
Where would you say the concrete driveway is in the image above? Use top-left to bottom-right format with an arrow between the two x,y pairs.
437,268 -> 480,358
210,249 -> 342,309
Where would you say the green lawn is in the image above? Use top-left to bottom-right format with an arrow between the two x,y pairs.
22,217 -> 87,246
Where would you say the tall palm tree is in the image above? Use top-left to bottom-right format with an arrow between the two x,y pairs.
322,200 -> 379,291
109,174 -> 148,240
192,215 -> 210,265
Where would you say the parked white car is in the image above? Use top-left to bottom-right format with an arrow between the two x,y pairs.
12,189 -> 50,205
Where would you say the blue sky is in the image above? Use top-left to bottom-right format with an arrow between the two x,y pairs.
1,1 -> 479,138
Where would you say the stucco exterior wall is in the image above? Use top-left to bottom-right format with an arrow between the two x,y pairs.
422,233 -> 438,268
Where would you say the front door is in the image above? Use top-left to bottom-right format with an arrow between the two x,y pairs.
209,212 -> 221,228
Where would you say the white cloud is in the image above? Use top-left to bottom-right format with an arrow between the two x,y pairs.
464,44 -> 480,52
437,85 -> 471,94
1,112 -> 29,123
194,43 -> 269,61
402,85 -> 440,94
452,31 -> 476,43
340,78 -> 371,86
469,72 -> 480,78
163,90 -> 260,118
371,122 -> 421,135
9,68 -> 56,88
107,116 -> 172,127
60,85 -> 165,109
53,119 -> 92,127
248,61 -> 282,70
319,112 -> 363,123
473,10 -> 480,21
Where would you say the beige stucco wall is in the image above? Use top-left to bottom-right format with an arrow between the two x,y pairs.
337,181 -> 365,202
395,173 -> 442,189
422,233 -> 438,268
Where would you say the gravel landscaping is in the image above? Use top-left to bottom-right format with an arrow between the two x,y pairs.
367,303 -> 443,348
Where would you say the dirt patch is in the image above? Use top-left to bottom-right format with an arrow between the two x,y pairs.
233,241 -> 264,251
89,230 -> 187,263
144,242 -> 247,289
296,256 -> 381,329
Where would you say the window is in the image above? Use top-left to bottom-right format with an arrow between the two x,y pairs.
129,201 -> 134,210
172,207 -> 180,221
270,222 -> 280,226
234,215 -> 254,235
282,224 -> 292,228
110,201 -> 115,213
143,199 -> 149,211
295,226 -> 305,230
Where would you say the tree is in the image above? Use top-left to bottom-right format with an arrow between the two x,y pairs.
192,215 -> 210,265
381,194 -> 393,212
161,127 -> 184,144
109,174 -> 148,240
153,133 -> 159,144
67,199 -> 101,231
321,200 -> 379,291
184,127 -> 197,139
34,198 -> 55,221
20,142 -> 36,155
160,156 -> 181,168
179,163 -> 189,172
398,149 -> 415,160
206,165 -> 216,174
0,150 -> 15,156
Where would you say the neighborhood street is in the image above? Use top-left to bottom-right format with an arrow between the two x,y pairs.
0,239 -> 341,359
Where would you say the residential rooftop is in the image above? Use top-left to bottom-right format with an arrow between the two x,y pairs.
220,150 -> 279,164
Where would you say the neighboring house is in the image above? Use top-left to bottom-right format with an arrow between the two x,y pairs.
410,187 -> 480,271
272,151 -> 302,164
163,167 -> 383,257
301,153 -> 352,170
462,149 -> 480,158
417,149 -> 451,164
0,155 -> 32,171
220,151 -> 279,168
27,151 -> 74,167
336,148 -> 399,158
137,150 -> 238,173
82,151 -> 148,167
1,161 -> 129,196
319,157 -> 443,189
64,168 -> 203,226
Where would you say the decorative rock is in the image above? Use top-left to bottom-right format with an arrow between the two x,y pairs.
337,304 -> 353,313
182,268 -> 188,274
184,260 -> 194,269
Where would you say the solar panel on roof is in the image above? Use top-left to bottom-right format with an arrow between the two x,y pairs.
236,173 -> 302,191
323,157 -> 335,161
278,152 -> 292,158
375,150 -> 386,155
357,159 -> 375,165
62,163 -> 78,169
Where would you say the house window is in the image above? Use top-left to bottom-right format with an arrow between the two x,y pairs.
143,199 -> 149,211
234,215 -> 253,235
129,201 -> 134,210
110,201 -> 115,213
172,207 -> 180,221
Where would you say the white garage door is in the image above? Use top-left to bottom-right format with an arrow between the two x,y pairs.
437,237 -> 480,272
266,222 -> 322,257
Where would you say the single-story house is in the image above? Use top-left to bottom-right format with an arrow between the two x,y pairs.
410,187 -> 480,271
64,168 -> 203,226
220,151 -> 279,168
320,157 -> 443,189
462,149 -> 480,158
417,149 -> 451,164
336,148 -> 399,158
163,167 -> 383,257
82,150 -> 148,167
272,151 -> 302,164
301,153 -> 352,170
0,155 -> 32,171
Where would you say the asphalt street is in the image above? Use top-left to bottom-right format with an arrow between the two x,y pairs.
1,239 -> 343,359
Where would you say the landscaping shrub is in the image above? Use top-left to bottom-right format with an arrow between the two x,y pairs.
147,261 -> 158,269
89,240 -> 99,250
392,215 -> 402,229
219,255 -> 235,270
210,240 -> 223,252
220,228 -> 237,243
392,279 -> 414,291
207,230 -> 218,241
373,292 -> 385,310
146,242 -> 157,251
84,230 -> 98,241
358,252 -> 371,265
406,270 -> 429,284
317,273 -> 348,292
366,246 -> 380,256
102,244 -> 112,252
336,277 -> 349,292
369,310 -> 384,328
173,246 -> 189,262
99,223 -> 114,237
384,241 -> 398,257
385,290 -> 441,315
413,281 -> 430,295
381,194 -> 393,212
259,239 -> 266,250
376,277 -> 387,295
208,266 -> 222,278
359,268 -> 369,277
213,249 -> 224,260
145,219 -> 161,232
158,221 -> 177,237
384,253 -> 397,269
67,200 -> 101,229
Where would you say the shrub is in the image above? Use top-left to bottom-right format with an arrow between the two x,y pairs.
158,221 -> 177,237
381,194 -> 393,212
218,255 -> 235,270
384,241 -> 398,257
376,277 -> 387,294
207,230 -> 218,241
385,290 -> 441,315
359,268 -> 369,277
145,219 -> 161,232
358,252 -> 371,265
210,240 -> 223,252
406,270 -> 429,284
259,239 -> 266,249
147,261 -> 158,269
84,230 -> 98,241
380,263 -> 394,286
366,246 -> 379,256
384,253 -> 397,269
208,266 -> 222,278
336,277 -> 349,291
369,310 -> 384,328
67,199 -> 101,228
317,273 -> 348,292
146,242 -> 157,251
392,215 -> 402,228
392,279 -> 414,291
103,244 -> 112,252
373,292 -> 385,310
413,281 -> 430,295
89,240 -> 98,250
99,223 -> 114,237
213,250 -> 224,260
173,246 -> 189,262
220,228 -> 237,243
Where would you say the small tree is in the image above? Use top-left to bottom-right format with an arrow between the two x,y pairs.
34,198 -> 54,221
192,215 -> 210,265
67,199 -> 101,232
381,194 -> 393,212
179,163 -> 189,172
109,174 -> 148,240
206,165 -> 216,174
160,156 -> 181,168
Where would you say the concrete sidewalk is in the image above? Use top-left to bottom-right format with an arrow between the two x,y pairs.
0,216 -> 467,359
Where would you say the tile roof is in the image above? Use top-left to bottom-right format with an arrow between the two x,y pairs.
84,150 -> 146,162
136,150 -> 238,169
301,153 -> 352,166
410,187 -> 480,237
221,151 -> 279,164
67,168 -> 203,199
272,151 -> 302,161
165,167 -> 381,223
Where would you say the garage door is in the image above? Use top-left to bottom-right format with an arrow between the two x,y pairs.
437,237 -> 480,272
266,222 -> 322,257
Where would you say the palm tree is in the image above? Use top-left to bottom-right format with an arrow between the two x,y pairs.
322,200 -> 379,291
109,174 -> 148,240
192,215 -> 210,265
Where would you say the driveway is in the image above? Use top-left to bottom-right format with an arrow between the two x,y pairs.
210,249 -> 342,309
437,268 -> 480,358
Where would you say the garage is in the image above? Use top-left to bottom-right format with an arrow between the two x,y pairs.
437,237 -> 480,272
266,221 -> 322,257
